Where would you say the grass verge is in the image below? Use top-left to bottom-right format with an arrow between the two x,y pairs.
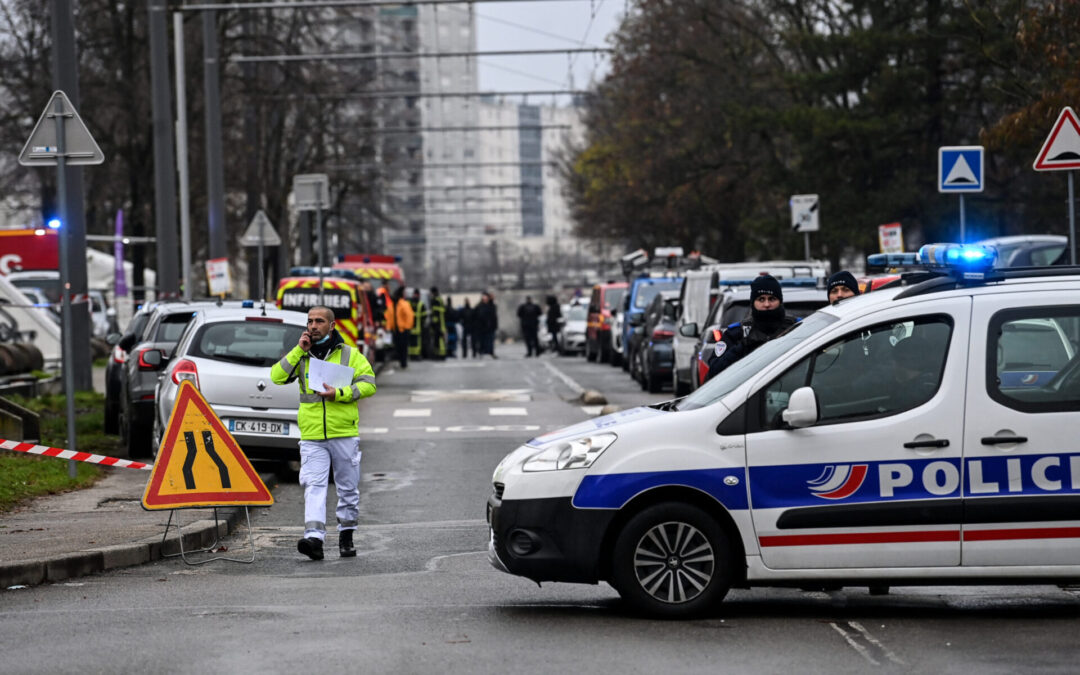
0,391 -> 122,512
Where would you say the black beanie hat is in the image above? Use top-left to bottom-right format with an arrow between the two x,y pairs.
827,271 -> 860,296
751,274 -> 783,302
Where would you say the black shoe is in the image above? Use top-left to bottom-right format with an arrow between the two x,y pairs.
297,537 -> 324,561
339,530 -> 356,558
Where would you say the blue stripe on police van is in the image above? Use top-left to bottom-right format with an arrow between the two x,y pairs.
749,453 -> 1080,510
573,468 -> 748,510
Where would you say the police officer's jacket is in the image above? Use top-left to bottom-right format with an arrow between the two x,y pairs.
270,330 -> 376,440
705,315 -> 799,382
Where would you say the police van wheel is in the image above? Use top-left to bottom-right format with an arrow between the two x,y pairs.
611,503 -> 730,618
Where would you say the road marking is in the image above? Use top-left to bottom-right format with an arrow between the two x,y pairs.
830,622 -> 879,666
580,405 -> 604,416
394,408 -> 432,417
489,407 -> 527,416
358,427 -> 390,434
847,621 -> 905,665
411,389 -> 531,402
542,360 -> 585,395
382,425 -> 540,433
425,550 -> 487,572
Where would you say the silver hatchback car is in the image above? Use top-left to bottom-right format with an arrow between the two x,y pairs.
150,304 -> 308,461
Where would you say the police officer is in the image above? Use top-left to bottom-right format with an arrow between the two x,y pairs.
827,270 -> 861,305
386,287 -> 414,368
271,306 -> 376,560
705,274 -> 797,382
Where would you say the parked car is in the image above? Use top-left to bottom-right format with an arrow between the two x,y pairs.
151,304 -> 308,464
686,284 -> 829,390
584,282 -> 627,363
558,302 -> 588,355
975,235 -> 1067,268
632,290 -> 681,393
619,275 -> 684,371
104,303 -> 160,435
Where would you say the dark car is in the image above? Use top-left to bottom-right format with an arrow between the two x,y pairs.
618,275 -> 684,371
631,290 -> 681,393
104,303 -> 161,435
115,299 -> 250,457
685,284 -> 829,390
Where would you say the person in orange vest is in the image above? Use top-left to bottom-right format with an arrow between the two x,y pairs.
385,287 -> 415,368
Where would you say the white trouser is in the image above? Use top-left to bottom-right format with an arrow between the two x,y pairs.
298,437 -> 361,540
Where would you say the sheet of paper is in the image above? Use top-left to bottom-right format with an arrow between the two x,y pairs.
307,357 -> 354,391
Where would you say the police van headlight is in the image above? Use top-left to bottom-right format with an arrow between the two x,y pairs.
522,433 -> 617,472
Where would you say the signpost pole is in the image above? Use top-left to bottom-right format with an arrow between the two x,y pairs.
803,232 -> 810,262
317,200 -> 325,303
174,11 -> 192,300
257,212 -> 265,300
1070,172 -> 1077,265
959,194 -> 966,244
53,96 -> 77,478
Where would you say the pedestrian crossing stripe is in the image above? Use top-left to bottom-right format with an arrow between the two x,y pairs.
142,381 -> 273,510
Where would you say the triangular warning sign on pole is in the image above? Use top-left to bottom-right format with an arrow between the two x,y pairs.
142,381 -> 273,510
1034,107 -> 1080,171
18,90 -> 105,167
238,210 -> 282,247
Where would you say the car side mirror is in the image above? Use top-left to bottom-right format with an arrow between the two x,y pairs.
679,322 -> 699,338
781,386 -> 819,428
139,349 -> 164,370
106,332 -> 123,346
629,314 -> 645,327
118,334 -> 137,351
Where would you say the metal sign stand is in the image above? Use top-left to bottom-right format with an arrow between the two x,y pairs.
1069,171 -> 1077,264
160,506 -> 257,565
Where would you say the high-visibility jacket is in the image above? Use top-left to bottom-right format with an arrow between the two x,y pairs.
385,298 -> 414,332
270,340 -> 376,440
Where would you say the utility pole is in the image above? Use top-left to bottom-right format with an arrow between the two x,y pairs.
148,0 -> 180,298
51,0 -> 92,392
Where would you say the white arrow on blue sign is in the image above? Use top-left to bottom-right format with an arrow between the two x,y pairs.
938,146 -> 984,193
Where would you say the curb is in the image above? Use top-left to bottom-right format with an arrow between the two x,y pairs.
1,472 -> 275,589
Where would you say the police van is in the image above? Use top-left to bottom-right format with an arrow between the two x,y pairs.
487,244 -> 1080,617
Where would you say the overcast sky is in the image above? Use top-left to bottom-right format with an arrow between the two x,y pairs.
472,0 -> 625,99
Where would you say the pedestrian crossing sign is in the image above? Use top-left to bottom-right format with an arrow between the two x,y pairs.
142,381 -> 274,510
938,146 -> 984,193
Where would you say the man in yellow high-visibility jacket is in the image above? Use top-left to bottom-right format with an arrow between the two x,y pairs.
271,306 -> 376,560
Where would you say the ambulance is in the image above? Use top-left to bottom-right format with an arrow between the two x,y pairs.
275,271 -> 377,360
488,244 -> 1080,617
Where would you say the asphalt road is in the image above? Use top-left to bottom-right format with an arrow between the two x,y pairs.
4,351 -> 1080,674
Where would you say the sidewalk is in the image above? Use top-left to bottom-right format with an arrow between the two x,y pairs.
0,466 -> 274,589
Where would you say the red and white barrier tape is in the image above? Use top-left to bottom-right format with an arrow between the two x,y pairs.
0,439 -> 152,470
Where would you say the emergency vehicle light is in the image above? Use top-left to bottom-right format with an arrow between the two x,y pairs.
867,244 -> 997,278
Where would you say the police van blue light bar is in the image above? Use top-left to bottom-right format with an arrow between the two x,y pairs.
868,244 -> 998,279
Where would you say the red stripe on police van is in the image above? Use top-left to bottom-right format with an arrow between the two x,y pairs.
964,527 -> 1080,542
759,530 -> 960,547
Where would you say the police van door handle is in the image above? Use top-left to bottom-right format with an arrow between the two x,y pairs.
903,438 -> 950,449
980,436 -> 1028,445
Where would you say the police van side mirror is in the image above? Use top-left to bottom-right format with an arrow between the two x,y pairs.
679,322 -> 698,338
781,387 -> 819,428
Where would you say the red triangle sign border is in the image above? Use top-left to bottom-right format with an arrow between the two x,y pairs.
143,381 -> 273,509
1034,106 -> 1080,171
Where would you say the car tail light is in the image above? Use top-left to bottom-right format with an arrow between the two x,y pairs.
172,359 -> 199,388
112,345 -> 127,364
137,348 -> 158,371
652,328 -> 674,340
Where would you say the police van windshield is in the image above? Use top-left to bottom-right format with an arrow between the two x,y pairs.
675,311 -> 839,411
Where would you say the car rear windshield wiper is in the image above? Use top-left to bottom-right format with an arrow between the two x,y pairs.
210,353 -> 268,366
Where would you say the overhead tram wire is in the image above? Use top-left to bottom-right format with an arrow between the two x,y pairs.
260,90 -> 589,101
231,48 -> 611,64
180,0 -> 598,9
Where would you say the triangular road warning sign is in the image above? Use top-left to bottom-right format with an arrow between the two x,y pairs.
944,155 -> 978,184
18,90 -> 105,167
238,210 -> 282,247
1034,107 -> 1080,171
142,381 -> 274,510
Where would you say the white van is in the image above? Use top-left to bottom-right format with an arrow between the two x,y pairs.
488,245 -> 1080,617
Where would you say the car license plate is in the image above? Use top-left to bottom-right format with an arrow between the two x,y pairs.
228,419 -> 289,435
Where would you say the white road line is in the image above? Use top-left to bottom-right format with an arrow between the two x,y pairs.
393,408 -> 432,417
829,622 -> 880,666
489,407 -> 527,416
542,360 -> 586,395
424,550 -> 487,572
848,621 -> 905,665
580,405 -> 604,416
358,427 -> 390,434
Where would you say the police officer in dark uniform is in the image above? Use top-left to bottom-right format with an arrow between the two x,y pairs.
705,274 -> 797,382
826,270 -> 861,305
